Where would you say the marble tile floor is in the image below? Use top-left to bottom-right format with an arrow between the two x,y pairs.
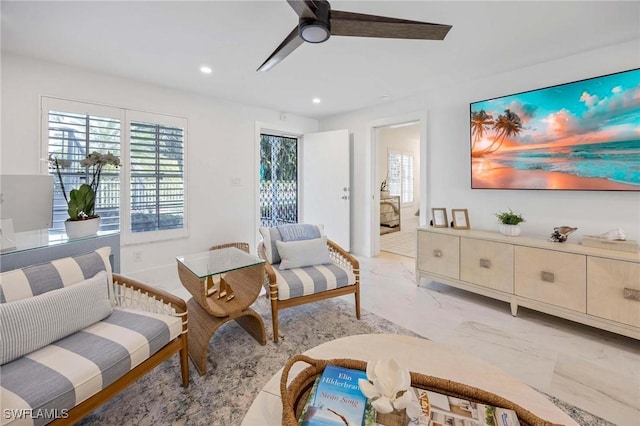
352,252 -> 640,426
163,250 -> 639,425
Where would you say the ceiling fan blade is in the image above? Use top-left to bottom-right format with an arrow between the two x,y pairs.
257,26 -> 304,72
330,10 -> 452,40
286,0 -> 318,19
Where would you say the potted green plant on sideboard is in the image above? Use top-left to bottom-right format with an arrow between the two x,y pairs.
495,209 -> 525,236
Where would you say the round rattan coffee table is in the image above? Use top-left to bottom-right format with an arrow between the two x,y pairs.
241,334 -> 577,426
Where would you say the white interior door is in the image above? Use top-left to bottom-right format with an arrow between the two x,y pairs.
301,129 -> 350,251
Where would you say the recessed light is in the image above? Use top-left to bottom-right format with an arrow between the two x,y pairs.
200,66 -> 212,74
378,95 -> 390,102
312,98 -> 321,104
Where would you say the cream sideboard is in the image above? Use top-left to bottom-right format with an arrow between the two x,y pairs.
416,227 -> 640,339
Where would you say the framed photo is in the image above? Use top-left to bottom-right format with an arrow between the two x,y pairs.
451,209 -> 470,230
431,208 -> 448,228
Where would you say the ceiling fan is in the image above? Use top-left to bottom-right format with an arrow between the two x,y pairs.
257,0 -> 452,72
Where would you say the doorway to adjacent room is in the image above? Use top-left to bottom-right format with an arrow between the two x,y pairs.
373,119 -> 422,258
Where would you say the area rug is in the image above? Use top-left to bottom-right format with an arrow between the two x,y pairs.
78,296 -> 611,426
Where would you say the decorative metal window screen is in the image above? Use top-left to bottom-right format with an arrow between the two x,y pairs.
47,110 -> 121,233
388,152 -> 414,204
130,121 -> 185,233
259,134 -> 298,227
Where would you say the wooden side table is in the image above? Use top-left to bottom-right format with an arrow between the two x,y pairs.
177,245 -> 266,375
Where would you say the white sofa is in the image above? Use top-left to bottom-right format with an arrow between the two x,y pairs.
0,247 -> 189,425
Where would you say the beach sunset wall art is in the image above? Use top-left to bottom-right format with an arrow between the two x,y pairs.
470,68 -> 640,191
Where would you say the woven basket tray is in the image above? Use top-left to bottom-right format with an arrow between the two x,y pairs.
280,354 -> 561,426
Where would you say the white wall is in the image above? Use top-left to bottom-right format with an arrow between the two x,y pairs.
1,53 -> 319,286
321,40 -> 640,255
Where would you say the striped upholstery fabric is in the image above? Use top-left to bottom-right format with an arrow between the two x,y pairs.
273,262 -> 356,300
0,247 -> 112,303
0,271 -> 113,365
259,227 -> 284,264
0,308 -> 182,426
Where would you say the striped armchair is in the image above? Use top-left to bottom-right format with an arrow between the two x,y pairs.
258,228 -> 360,343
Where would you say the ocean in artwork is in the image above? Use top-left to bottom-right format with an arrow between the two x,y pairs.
487,139 -> 640,188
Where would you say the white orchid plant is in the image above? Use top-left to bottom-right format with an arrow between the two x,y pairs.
358,359 -> 413,414
49,151 -> 120,221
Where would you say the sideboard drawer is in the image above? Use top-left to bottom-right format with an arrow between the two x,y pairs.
515,246 -> 586,312
587,257 -> 640,328
460,238 -> 513,293
417,231 -> 459,279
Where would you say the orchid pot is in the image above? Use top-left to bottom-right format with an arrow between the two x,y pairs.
64,217 -> 101,239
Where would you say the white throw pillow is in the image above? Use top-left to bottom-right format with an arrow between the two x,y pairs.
276,236 -> 331,270
260,224 -> 324,264
0,270 -> 113,365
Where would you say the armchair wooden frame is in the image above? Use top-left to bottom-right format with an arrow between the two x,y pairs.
51,274 -> 189,425
259,239 -> 360,343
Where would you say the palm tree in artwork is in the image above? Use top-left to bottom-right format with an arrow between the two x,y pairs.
471,109 -> 494,151
473,109 -> 522,157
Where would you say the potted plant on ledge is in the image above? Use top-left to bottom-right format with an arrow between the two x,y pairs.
49,151 -> 120,239
495,209 -> 525,236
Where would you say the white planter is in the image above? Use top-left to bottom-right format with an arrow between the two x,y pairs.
65,217 -> 100,239
380,191 -> 391,197
499,224 -> 521,237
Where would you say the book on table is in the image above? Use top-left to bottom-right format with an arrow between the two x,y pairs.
298,365 -> 371,426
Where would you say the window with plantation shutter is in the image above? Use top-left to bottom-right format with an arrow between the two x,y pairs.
42,97 -> 187,243
129,121 -> 185,233
388,151 -> 414,204
45,106 -> 121,234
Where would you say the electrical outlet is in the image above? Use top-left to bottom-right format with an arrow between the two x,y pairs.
133,250 -> 142,262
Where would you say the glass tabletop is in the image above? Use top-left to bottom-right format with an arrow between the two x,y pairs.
176,247 -> 264,279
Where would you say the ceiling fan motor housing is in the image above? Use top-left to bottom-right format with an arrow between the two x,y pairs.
299,0 -> 331,43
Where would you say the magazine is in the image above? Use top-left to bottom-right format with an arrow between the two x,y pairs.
392,387 -> 521,426
298,365 -> 372,426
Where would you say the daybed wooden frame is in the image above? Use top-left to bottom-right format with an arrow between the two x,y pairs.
259,239 -> 360,343
51,273 -> 189,425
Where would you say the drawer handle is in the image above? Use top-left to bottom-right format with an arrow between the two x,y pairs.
479,258 -> 491,269
541,271 -> 555,283
433,249 -> 443,258
624,288 -> 640,302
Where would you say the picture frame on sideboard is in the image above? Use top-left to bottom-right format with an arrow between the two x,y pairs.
451,209 -> 470,230
431,208 -> 448,228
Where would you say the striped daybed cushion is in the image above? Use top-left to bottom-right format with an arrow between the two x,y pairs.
0,247 -> 113,303
273,262 -> 356,300
0,308 -> 182,426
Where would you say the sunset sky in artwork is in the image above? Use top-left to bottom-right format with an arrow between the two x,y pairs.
471,69 -> 640,152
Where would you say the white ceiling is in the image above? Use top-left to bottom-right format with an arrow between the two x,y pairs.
2,1 -> 639,119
